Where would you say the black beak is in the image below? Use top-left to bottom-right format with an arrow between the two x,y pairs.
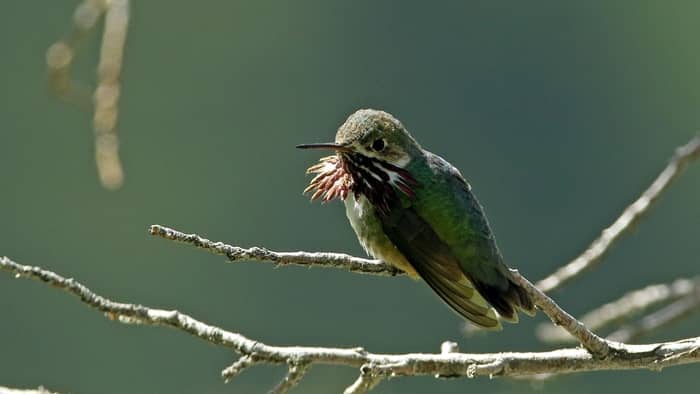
296,142 -> 352,152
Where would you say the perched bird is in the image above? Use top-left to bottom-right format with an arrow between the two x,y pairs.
297,109 -> 535,329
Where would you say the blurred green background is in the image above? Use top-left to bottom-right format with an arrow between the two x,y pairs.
1,1 -> 699,393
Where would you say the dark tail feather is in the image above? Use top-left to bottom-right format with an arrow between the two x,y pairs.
470,275 -> 536,322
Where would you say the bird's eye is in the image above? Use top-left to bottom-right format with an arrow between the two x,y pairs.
371,139 -> 386,152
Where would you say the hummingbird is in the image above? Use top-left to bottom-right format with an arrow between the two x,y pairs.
297,109 -> 535,329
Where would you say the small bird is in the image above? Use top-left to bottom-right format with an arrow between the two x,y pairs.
297,109 -> 535,329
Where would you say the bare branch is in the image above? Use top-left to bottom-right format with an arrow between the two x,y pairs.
3,256 -> 700,391
46,0 -> 130,190
221,355 -> 258,382
148,225 -> 607,353
510,271 -> 610,356
537,134 -> 700,293
148,224 -> 403,276
608,290 -> 700,343
538,277 -> 700,344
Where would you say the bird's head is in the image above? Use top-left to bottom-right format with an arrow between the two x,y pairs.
298,109 -> 421,212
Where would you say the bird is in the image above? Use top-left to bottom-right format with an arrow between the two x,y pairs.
297,109 -> 535,329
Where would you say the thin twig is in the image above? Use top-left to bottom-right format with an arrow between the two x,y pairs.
344,367 -> 384,394
536,134 -> 700,293
608,290 -> 700,343
222,355 -> 257,382
270,362 -> 312,394
148,224 -> 403,276
510,270 -> 610,356
148,225 -> 607,354
538,277 -> 700,344
4,256 -> 699,387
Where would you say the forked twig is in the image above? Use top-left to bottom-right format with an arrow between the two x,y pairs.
2,256 -> 700,392
148,224 -> 610,355
536,135 -> 700,292
4,135 -> 699,391
538,277 -> 700,344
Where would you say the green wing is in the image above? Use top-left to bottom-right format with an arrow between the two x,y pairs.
381,203 -> 502,328
381,152 -> 534,326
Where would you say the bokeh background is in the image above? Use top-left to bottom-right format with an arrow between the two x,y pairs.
1,1 -> 699,393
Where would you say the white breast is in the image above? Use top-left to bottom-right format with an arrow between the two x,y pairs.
344,193 -> 373,256
343,192 -> 419,277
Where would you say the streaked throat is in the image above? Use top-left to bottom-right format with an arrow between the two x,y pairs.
304,153 -> 419,215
